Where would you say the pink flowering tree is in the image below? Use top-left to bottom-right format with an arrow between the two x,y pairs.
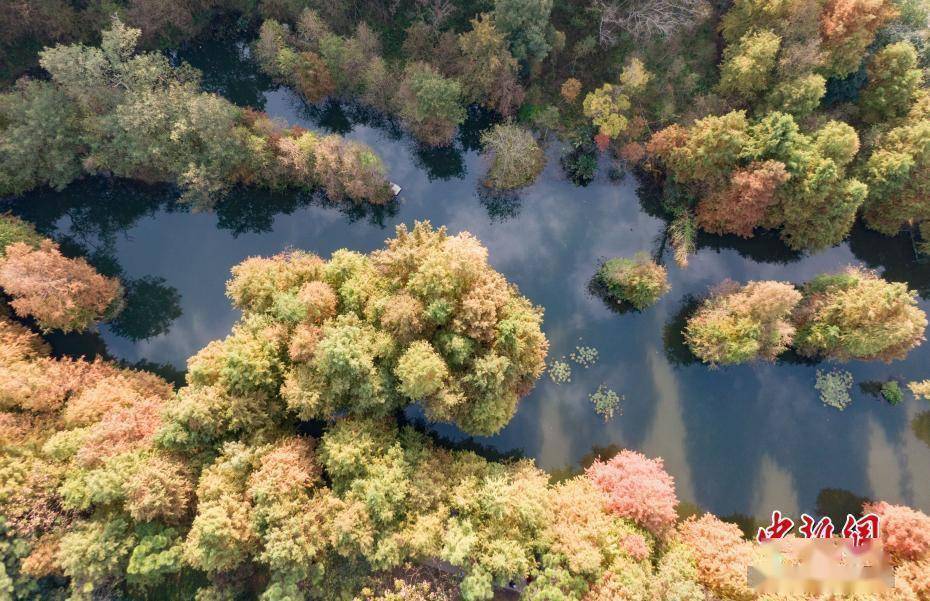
865,501 -> 930,562
585,449 -> 678,536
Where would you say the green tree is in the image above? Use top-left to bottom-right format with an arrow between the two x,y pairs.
861,119 -> 930,236
492,0 -> 556,64
717,29 -> 781,101
0,79 -> 83,196
4,17 -> 390,205
764,74 -> 826,119
0,215 -> 43,255
397,62 -> 466,147
860,42 -> 923,124
457,15 -> 524,116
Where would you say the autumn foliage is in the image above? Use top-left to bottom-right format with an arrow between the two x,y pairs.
675,514 -> 755,600
685,280 -> 801,365
585,449 -> 678,536
793,267 -> 927,362
0,18 -> 391,205
696,160 -> 789,238
187,221 -> 548,439
864,501 -> 930,562
0,240 -> 122,333
685,269 -> 926,365
819,0 -> 897,77
3,229 -> 930,599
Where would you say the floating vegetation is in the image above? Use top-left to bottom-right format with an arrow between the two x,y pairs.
816,369 -> 854,410
570,344 -> 599,367
881,381 -> 904,405
590,384 -> 622,422
909,380 -> 930,400
548,359 -> 572,384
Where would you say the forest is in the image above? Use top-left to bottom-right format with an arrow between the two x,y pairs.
2,0 -> 930,599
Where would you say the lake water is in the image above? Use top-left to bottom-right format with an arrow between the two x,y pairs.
5,36 -> 930,525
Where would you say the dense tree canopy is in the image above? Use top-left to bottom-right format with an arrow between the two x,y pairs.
6,1 -> 930,598
0,18 -> 391,205
253,9 -> 525,148
648,111 -> 866,250
491,0 -> 557,65
7,0 -> 930,253
2,223 -> 930,600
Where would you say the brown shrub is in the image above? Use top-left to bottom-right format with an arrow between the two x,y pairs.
696,160 -> 790,237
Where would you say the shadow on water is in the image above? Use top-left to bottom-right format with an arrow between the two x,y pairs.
414,143 -> 466,182
695,230 -> 805,265
815,487 -> 871,525
0,177 -> 177,243
287,97 -> 499,183
402,416 -> 527,464
177,33 -> 273,110
214,186 -> 315,236
849,221 -> 930,300
478,186 -> 522,223
912,412 -> 930,448
1,179 -> 186,348
662,295 -> 701,367
586,273 -> 642,316
549,443 -> 624,482
110,276 -> 183,342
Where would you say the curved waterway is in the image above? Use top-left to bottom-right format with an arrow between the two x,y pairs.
5,36 -> 930,525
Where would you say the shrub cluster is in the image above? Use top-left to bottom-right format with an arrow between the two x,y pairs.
685,268 -> 927,364
597,253 -> 670,310
480,123 -> 545,190
0,18 -> 391,206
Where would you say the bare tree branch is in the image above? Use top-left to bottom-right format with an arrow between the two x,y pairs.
594,0 -> 711,46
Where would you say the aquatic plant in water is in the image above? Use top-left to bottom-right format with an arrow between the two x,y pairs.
909,380 -> 930,400
816,369 -> 854,410
548,359 -> 572,384
571,344 -> 599,367
590,384 -> 622,421
881,381 -> 904,405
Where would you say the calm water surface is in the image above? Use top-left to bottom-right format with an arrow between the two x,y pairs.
5,37 -> 930,523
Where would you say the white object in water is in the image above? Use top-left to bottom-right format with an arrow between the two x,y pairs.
390,182 -> 402,196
